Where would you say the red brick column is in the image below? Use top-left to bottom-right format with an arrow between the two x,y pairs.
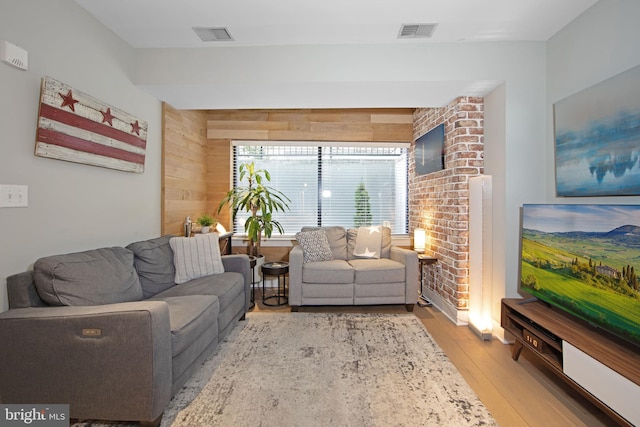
410,97 -> 484,322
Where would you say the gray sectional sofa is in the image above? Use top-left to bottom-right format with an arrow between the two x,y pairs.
289,226 -> 419,311
0,234 -> 250,425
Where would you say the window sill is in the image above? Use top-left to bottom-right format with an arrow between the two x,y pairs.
232,235 -> 411,248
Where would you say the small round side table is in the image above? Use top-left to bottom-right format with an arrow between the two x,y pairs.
261,262 -> 289,306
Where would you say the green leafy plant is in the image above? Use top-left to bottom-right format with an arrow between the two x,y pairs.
353,180 -> 372,227
196,213 -> 217,227
217,162 -> 291,257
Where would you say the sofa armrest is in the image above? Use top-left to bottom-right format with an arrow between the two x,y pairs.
390,246 -> 419,304
0,301 -> 172,423
6,271 -> 47,308
221,254 -> 251,311
289,245 -> 304,307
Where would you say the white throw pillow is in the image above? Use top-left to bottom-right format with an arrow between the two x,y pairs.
170,233 -> 225,284
353,225 -> 382,259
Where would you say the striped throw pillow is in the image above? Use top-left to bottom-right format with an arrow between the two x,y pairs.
170,233 -> 225,284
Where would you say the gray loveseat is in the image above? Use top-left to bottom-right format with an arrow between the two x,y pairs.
0,234 -> 250,425
289,226 -> 418,311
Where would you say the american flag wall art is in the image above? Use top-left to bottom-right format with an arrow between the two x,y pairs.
35,76 -> 147,173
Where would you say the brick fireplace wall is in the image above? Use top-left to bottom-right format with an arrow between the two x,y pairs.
410,97 -> 484,323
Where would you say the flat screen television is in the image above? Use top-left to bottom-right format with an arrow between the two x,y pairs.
415,123 -> 444,175
519,204 -> 640,349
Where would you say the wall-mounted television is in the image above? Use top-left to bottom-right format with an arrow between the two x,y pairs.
519,204 -> 640,349
415,123 -> 444,175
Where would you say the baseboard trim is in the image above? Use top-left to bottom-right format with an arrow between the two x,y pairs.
422,289 -> 468,326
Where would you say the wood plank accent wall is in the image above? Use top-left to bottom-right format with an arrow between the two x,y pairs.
162,103 -> 210,235
163,107 -> 414,259
206,109 -> 414,142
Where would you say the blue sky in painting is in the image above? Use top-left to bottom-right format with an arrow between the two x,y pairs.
523,204 -> 640,233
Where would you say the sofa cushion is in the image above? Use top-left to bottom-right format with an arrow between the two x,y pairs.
302,226 -> 347,260
349,258 -> 405,284
126,235 -> 176,298
302,260 -> 354,284
348,226 -> 392,259
153,295 -> 220,357
152,271 -> 244,310
33,247 -> 143,306
170,233 -> 225,285
352,226 -> 382,259
296,230 -> 334,263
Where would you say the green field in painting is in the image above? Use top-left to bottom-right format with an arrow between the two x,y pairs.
521,236 -> 640,345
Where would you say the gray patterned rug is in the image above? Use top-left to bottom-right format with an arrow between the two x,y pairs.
159,312 -> 497,427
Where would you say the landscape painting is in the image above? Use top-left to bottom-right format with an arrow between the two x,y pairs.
520,204 -> 640,347
554,64 -> 640,196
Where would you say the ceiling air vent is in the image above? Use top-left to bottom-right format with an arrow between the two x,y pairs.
192,27 -> 234,42
398,23 -> 438,39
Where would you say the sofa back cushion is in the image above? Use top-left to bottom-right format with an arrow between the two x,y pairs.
126,235 -> 176,298
347,226 -> 392,259
301,226 -> 347,260
34,247 -> 143,306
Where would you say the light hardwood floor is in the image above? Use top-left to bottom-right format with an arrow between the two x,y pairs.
251,291 -> 617,427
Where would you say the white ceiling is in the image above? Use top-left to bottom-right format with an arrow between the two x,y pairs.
74,0 -> 597,47
73,0 -> 598,109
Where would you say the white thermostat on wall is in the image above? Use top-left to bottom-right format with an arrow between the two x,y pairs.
0,40 -> 28,71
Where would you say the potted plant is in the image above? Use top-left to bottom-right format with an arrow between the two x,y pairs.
217,161 -> 290,258
196,213 -> 217,234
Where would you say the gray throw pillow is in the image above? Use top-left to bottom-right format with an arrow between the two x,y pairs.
296,230 -> 334,263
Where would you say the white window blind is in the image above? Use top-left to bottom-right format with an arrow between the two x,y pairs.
232,142 -> 408,235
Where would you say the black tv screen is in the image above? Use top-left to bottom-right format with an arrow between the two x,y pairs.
519,204 -> 640,348
415,123 -> 444,175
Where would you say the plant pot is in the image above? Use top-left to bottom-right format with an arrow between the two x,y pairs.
200,226 -> 210,233
253,255 -> 265,284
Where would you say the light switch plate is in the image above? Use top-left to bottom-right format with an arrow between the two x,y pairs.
0,185 -> 28,207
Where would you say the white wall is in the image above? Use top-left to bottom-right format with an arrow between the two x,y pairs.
547,0 -> 640,205
134,42 -> 534,110
0,0 -> 162,311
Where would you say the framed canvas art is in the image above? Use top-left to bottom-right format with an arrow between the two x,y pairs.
554,64 -> 640,196
35,76 -> 147,173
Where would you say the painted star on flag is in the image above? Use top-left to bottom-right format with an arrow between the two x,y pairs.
130,120 -> 141,135
101,108 -> 116,126
59,89 -> 79,112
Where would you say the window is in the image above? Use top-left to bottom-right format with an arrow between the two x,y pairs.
232,141 -> 408,235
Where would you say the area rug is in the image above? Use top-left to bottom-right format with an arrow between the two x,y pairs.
159,312 -> 497,427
